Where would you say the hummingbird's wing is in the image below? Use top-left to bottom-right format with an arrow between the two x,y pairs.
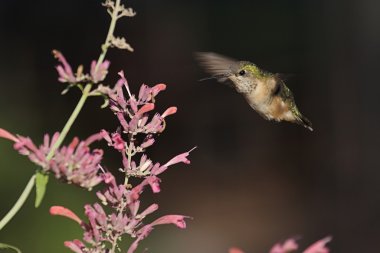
195,52 -> 239,83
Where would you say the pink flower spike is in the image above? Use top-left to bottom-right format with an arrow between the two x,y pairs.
303,237 -> 332,253
150,215 -> 190,229
137,103 -> 155,115
162,106 -> 177,118
50,206 -> 82,225
163,147 -> 197,168
0,128 -> 19,142
229,247 -> 245,253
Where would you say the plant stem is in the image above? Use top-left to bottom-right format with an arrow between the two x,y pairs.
46,84 -> 92,161
110,236 -> 118,253
0,175 -> 36,230
95,0 -> 121,71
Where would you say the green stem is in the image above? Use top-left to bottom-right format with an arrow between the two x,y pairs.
0,175 -> 36,230
46,84 -> 92,161
95,0 -> 121,71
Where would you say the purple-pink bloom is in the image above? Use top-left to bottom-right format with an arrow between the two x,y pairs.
53,50 -> 76,83
90,60 -> 110,83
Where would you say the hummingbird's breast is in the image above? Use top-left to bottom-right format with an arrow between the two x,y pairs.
244,79 -> 296,122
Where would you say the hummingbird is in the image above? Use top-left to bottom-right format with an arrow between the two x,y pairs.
195,52 -> 313,131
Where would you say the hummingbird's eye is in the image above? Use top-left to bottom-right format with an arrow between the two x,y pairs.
238,70 -> 246,76
273,83 -> 282,96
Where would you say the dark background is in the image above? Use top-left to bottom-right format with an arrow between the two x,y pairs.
1,0 -> 380,252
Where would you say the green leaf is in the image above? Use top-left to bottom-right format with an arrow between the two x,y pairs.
0,242 -> 21,253
35,171 -> 49,208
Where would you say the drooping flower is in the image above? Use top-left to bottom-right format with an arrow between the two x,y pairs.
50,206 -> 83,225
53,50 -> 76,83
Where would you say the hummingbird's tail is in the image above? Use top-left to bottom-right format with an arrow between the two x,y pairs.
297,114 -> 313,131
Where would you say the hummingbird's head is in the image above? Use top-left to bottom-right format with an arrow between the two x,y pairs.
195,52 -> 269,94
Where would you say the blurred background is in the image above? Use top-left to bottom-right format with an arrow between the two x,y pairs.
0,0 -> 380,252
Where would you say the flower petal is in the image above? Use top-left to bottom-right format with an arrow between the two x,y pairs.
0,128 -> 19,142
303,237 -> 332,253
50,206 -> 82,224
150,214 -> 189,229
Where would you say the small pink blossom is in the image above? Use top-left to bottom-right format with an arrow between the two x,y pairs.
150,215 -> 189,229
162,147 -> 196,169
270,238 -> 299,253
161,106 -> 177,118
64,240 -> 86,253
50,206 -> 82,224
0,128 -> 19,142
150,83 -> 167,98
303,237 -> 331,253
137,103 -> 155,115
53,50 -> 76,83
90,60 -> 110,83
229,247 -> 245,253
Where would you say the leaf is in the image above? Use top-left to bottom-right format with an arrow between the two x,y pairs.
0,242 -> 21,253
35,171 -> 49,208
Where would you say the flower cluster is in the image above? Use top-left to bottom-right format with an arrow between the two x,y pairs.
99,71 -> 194,180
0,129 -> 104,190
49,72 -> 193,252
53,50 -> 111,95
229,237 -> 331,253
51,173 -> 188,253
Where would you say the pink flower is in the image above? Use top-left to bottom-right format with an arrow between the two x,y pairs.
50,206 -> 82,224
0,128 -> 19,142
270,238 -> 299,253
1,129 -> 104,189
303,237 -> 332,253
127,215 -> 189,253
53,50 -> 76,83
50,133 -> 104,189
137,103 -> 155,115
161,106 -> 177,118
64,240 -> 86,253
90,60 -> 110,83
229,247 -> 245,253
150,214 -> 189,229
163,148 -> 195,167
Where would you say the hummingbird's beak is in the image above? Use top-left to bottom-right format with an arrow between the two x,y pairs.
199,73 -> 232,82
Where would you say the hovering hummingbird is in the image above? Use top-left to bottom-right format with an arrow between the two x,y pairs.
195,52 -> 313,131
